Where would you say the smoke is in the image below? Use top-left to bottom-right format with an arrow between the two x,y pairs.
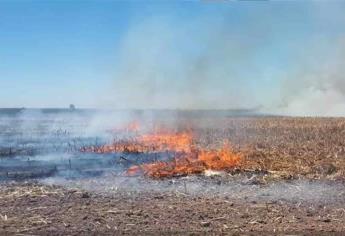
107,12 -> 269,110
274,38 -> 345,117
42,174 -> 345,204
102,4 -> 345,117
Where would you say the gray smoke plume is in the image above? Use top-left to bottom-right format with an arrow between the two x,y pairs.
102,4 -> 345,116
105,12 -> 271,110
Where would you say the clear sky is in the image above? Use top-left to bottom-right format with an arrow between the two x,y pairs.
1,1 -> 345,115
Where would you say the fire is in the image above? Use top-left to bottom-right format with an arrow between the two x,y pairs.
81,132 -> 193,154
138,132 -> 192,153
198,143 -> 240,170
81,125 -> 242,178
126,144 -> 242,178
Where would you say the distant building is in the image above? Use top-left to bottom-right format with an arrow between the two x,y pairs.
69,104 -> 76,110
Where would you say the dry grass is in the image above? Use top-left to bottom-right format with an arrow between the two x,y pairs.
193,117 -> 345,180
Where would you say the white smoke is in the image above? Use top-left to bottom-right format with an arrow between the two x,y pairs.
101,3 -> 345,117
274,39 -> 345,117
106,13 -> 267,110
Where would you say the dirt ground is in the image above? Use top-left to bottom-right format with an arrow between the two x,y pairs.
1,117 -> 345,235
1,182 -> 345,235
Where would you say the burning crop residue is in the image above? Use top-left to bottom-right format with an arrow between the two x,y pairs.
126,143 -> 241,178
80,132 -> 193,154
81,122 -> 242,178
138,132 -> 193,153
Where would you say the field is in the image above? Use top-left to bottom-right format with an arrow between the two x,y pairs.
1,110 -> 345,234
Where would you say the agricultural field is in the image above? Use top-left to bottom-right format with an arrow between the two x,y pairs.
3,0 -> 345,235
1,110 -> 345,234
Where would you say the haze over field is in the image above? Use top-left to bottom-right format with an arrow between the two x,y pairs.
1,1 -> 345,116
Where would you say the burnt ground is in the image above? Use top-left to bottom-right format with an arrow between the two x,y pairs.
1,117 -> 345,234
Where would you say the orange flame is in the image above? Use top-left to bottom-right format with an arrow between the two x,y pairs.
81,132 -> 193,154
138,132 -> 192,153
126,143 -> 242,178
81,125 -> 242,178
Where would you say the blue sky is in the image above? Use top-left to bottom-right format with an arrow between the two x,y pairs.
1,1 -> 345,114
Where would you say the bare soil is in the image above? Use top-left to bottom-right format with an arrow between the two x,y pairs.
1,182 -> 345,235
